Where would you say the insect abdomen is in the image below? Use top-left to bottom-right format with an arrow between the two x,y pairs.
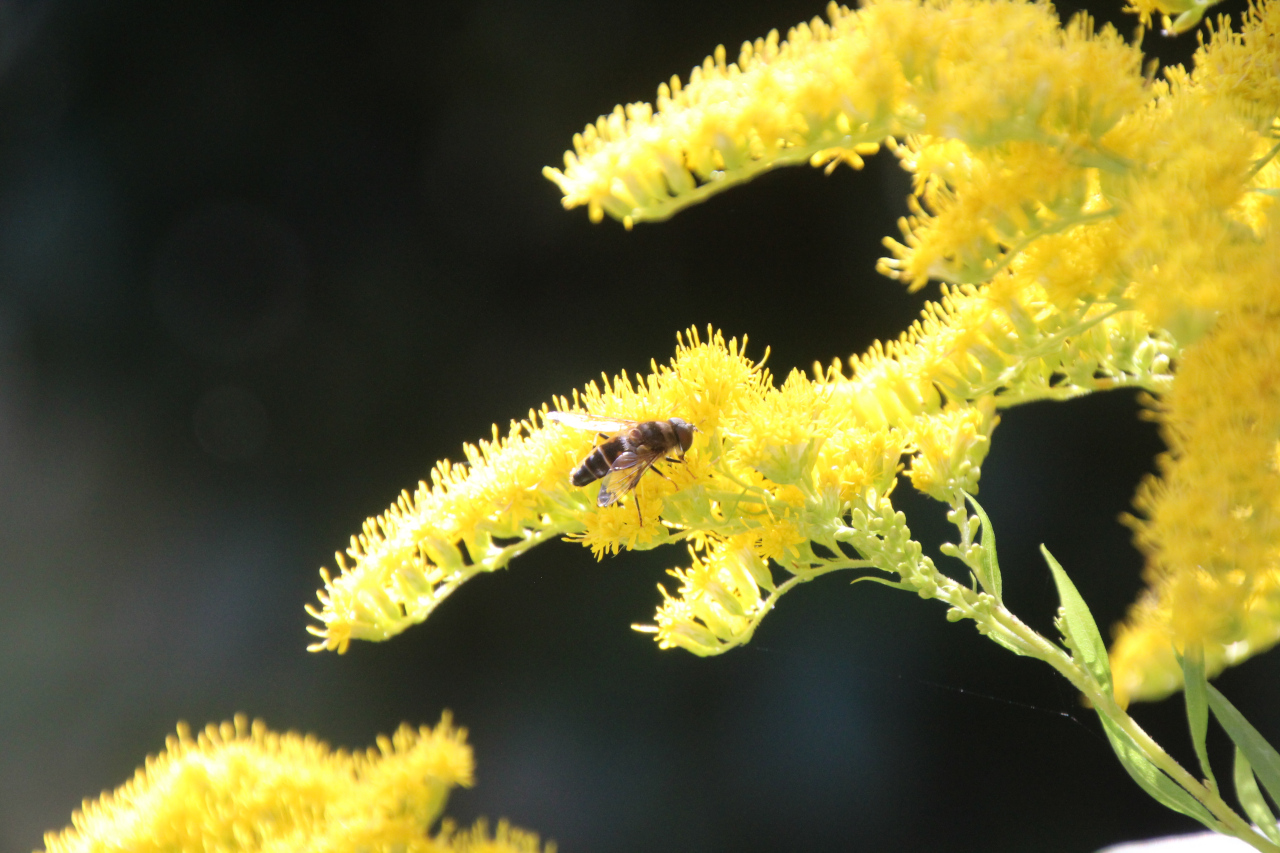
571,440 -> 623,486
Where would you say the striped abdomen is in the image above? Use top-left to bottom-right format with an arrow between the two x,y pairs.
570,435 -> 631,486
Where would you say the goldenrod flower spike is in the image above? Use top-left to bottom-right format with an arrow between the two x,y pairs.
544,0 -> 1144,229
1187,0 -> 1280,128
310,286 -> 1178,655
40,713 -> 553,853
1111,284 -> 1280,704
539,0 -> 1280,705
308,328 -> 773,651
334,0 -> 1280,720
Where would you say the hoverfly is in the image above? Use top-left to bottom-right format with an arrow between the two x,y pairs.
547,411 -> 696,524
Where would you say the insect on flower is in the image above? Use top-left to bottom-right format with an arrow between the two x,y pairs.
547,412 -> 697,525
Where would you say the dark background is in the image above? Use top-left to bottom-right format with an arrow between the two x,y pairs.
1,1 -> 1271,851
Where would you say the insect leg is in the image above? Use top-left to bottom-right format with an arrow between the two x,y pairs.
665,451 -> 692,474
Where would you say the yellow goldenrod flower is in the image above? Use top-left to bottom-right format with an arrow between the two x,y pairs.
726,369 -> 839,487
537,0 -> 1280,702
324,0 -> 1280,712
307,328 -> 779,652
642,536 -> 774,655
437,819 -> 554,853
39,714 -> 552,853
544,0 -> 1144,229
1188,0 -> 1280,128
906,403 -> 997,502
311,327 -> 917,654
1113,282 -> 1280,702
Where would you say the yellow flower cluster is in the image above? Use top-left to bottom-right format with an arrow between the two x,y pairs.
538,0 -> 1280,701
544,0 -> 1144,229
1112,272 -> 1280,702
1102,5 -> 1280,701
906,404 -> 995,502
321,0 -> 1280,706
313,293 -> 1170,655
40,714 -> 551,853
308,329 -> 787,651
311,327 -> 925,654
1188,0 -> 1280,127
641,537 -> 779,655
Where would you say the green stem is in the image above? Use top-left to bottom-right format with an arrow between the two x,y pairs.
846,494 -> 1271,847
1245,137 -> 1280,181
958,590 -> 1280,852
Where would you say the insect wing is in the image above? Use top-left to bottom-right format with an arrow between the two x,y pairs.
596,448 -> 661,507
546,411 -> 637,434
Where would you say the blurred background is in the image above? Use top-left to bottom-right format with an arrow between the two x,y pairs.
0,0 -> 1270,851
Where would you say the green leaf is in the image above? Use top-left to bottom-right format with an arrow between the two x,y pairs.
850,575 -> 913,592
1098,714 -> 1219,828
1040,545 -> 1112,696
1179,647 -> 1216,789
1208,684 -> 1280,808
985,630 -> 1032,658
962,492 -> 1002,601
1233,748 -> 1280,845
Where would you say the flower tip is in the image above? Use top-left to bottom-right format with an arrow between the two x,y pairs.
305,623 -> 351,654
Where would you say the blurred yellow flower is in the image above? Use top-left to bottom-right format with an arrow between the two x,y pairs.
40,714 -> 552,853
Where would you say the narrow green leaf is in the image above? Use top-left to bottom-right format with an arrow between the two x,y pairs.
1208,684 -> 1280,808
1098,714 -> 1219,828
985,630 -> 1032,658
1041,545 -> 1112,696
1234,748 -> 1280,844
850,575 -> 913,592
1179,647 -> 1217,789
962,491 -> 1002,601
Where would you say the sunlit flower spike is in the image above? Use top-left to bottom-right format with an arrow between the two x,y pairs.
539,0 -> 1280,702
322,0 -> 1280,712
